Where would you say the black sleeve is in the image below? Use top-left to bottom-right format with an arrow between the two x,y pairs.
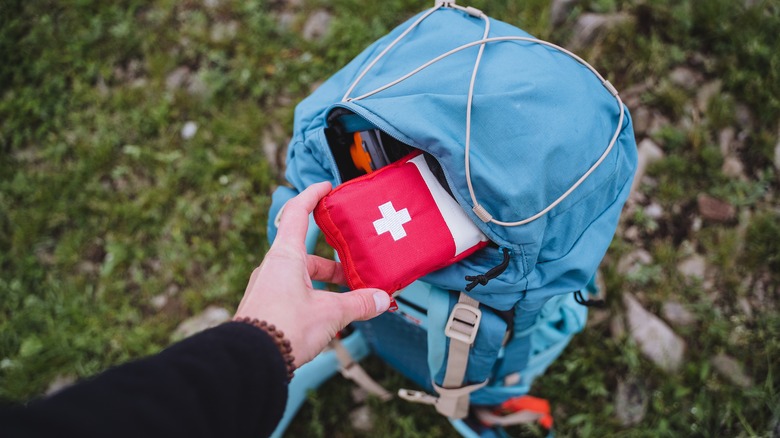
1,322 -> 289,438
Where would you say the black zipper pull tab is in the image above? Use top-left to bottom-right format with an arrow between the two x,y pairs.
465,247 -> 511,292
573,290 -> 606,308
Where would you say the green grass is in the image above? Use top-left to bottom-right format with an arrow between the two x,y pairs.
2,0 -> 778,436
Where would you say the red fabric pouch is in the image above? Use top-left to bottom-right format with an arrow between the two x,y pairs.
314,152 -> 489,295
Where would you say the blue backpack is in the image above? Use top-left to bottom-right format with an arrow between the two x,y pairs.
267,2 -> 637,436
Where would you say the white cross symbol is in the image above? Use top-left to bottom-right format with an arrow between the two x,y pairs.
373,201 -> 411,241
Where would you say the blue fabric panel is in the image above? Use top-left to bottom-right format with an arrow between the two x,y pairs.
283,6 -> 637,310
354,312 -> 433,392
428,290 -> 507,386
279,4 -> 638,414
472,293 -> 588,405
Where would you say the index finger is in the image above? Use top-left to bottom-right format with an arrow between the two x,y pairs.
275,181 -> 332,246
307,254 -> 347,286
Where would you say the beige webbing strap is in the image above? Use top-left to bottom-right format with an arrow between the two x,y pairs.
330,338 -> 393,401
436,292 -> 483,418
433,380 -> 488,418
398,380 -> 488,410
398,292 -> 486,418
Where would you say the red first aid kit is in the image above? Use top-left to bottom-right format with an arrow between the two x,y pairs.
314,152 -> 489,294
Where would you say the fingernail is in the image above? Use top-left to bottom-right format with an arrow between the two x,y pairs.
373,291 -> 390,314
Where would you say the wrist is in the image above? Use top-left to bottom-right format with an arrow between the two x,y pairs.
233,317 -> 296,381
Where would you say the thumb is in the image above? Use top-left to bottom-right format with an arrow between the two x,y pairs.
336,288 -> 391,325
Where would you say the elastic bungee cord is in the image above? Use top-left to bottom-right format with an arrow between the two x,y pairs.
342,1 -> 626,228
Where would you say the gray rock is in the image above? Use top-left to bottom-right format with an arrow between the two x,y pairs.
302,10 -> 332,41
114,59 -> 143,83
621,81 -> 651,109
736,209 -> 752,242
275,92 -> 294,107
624,294 -> 686,372
570,13 -> 630,50
349,405 -> 374,432
617,249 -> 653,276
172,306 -> 231,341
615,377 -> 648,426
680,103 -> 698,131
631,106 -> 652,135
696,80 -> 722,113
735,104 -> 754,129
572,13 -> 608,44
722,155 -> 746,180
711,353 -> 754,388
623,225 -> 640,242
95,75 -> 109,96
661,301 -> 696,327
351,387 -> 369,404
728,325 -> 749,348
644,202 -> 663,220
262,123 -> 287,172
45,374 -> 77,396
181,121 -> 198,140
689,52 -> 716,71
630,139 -> 664,201
150,284 -> 179,311
150,294 -> 169,310
277,11 -> 296,30
587,308 -> 610,327
78,260 -> 100,275
610,314 -> 626,339
737,297 -> 753,320
691,216 -> 703,232
166,66 -> 190,91
551,0 -> 579,26
211,21 -> 239,43
647,112 -> 671,136
130,77 -> 147,89
165,66 -> 207,97
697,194 -> 736,222
774,126 -> 780,171
718,127 -> 736,156
669,66 -> 701,91
187,72 -> 208,96
262,131 -> 278,168
33,246 -> 55,266
677,254 -> 707,280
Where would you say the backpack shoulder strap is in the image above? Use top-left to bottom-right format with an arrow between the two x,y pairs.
437,292 -> 483,417
400,290 -> 507,418
331,337 -> 393,401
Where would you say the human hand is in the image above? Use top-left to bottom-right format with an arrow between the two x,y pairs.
234,182 -> 391,368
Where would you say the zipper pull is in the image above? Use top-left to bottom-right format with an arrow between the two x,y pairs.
465,247 -> 511,291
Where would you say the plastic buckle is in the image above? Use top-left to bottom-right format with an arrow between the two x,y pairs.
444,302 -> 482,345
435,0 -> 456,7
339,360 -> 357,378
398,388 -> 437,405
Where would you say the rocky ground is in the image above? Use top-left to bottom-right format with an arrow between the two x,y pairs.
2,0 -> 777,436
266,1 -> 780,435
215,1 -> 778,435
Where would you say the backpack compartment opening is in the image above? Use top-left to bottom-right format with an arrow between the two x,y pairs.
324,107 -> 415,182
